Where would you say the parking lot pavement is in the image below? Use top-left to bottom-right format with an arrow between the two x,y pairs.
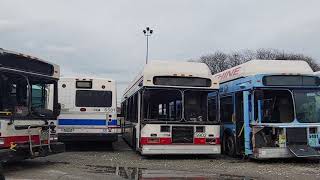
2,137 -> 320,180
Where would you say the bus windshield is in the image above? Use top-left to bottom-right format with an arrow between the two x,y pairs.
254,90 -> 294,123
255,89 -> 320,123
294,90 -> 320,123
184,90 -> 217,122
142,88 -> 218,122
143,89 -> 182,121
0,72 -> 57,119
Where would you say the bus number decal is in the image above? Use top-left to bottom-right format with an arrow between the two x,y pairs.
105,108 -> 116,113
195,133 -> 206,138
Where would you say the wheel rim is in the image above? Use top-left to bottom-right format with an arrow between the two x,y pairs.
227,137 -> 234,155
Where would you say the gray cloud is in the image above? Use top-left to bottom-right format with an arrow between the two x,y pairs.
1,0 -> 320,100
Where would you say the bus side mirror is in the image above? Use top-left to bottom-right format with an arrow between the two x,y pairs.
255,90 -> 264,100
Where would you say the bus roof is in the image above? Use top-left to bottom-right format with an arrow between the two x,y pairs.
143,60 -> 212,77
0,48 -> 60,79
123,60 -> 218,99
213,60 -> 313,83
60,77 -> 114,82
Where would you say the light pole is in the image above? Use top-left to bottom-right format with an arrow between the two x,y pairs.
143,27 -> 153,64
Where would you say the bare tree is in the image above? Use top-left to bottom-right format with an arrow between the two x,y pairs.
197,49 -> 320,74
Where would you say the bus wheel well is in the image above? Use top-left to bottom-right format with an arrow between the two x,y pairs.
223,130 -> 236,156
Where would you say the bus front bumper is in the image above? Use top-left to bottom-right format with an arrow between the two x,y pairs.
253,147 -> 293,159
253,146 -> 320,159
58,133 -> 118,142
0,142 -> 65,163
141,145 -> 221,155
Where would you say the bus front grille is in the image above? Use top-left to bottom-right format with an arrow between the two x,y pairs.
172,126 -> 194,144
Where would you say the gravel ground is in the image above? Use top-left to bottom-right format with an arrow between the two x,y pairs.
2,137 -> 320,180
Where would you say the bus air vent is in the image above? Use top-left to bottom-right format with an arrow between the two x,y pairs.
172,126 -> 194,144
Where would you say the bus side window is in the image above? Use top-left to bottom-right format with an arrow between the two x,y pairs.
129,97 -> 133,122
220,96 -> 233,123
208,95 -> 218,122
125,99 -> 129,121
133,93 -> 138,123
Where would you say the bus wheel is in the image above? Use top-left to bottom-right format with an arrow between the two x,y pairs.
224,135 -> 236,157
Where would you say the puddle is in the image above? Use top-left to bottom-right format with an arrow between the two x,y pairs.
85,165 -> 257,180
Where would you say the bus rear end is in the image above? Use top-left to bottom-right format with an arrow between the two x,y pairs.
57,78 -> 120,143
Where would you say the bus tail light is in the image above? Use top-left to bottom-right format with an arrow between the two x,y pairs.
140,137 -> 172,145
194,137 -> 220,145
148,138 -> 160,144
159,138 -> 171,144
194,138 -> 206,144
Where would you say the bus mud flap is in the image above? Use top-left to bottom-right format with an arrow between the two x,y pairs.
288,145 -> 320,157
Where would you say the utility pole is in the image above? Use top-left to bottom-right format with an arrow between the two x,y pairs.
143,27 -> 153,64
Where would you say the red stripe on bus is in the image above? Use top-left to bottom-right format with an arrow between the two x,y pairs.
1,135 -> 41,148
140,137 -> 172,145
194,138 -> 206,144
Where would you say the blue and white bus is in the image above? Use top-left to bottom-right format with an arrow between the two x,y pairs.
57,77 -> 120,143
214,60 -> 320,159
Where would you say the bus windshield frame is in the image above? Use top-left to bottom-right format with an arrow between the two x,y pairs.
254,87 -> 320,124
0,69 -> 59,120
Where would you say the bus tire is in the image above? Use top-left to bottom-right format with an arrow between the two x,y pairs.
223,135 -> 236,157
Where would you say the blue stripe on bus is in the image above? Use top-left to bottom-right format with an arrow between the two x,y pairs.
58,119 -> 118,126
108,119 -> 118,126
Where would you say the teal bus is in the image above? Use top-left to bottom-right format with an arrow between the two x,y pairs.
213,60 -> 320,159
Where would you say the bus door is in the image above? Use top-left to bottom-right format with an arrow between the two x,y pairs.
235,92 -> 244,155
243,90 -> 253,156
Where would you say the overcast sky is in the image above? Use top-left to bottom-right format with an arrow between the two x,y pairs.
1,0 -> 320,101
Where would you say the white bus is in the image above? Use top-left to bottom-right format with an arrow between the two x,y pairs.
0,48 -> 64,163
57,77 -> 120,143
121,61 -> 220,155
